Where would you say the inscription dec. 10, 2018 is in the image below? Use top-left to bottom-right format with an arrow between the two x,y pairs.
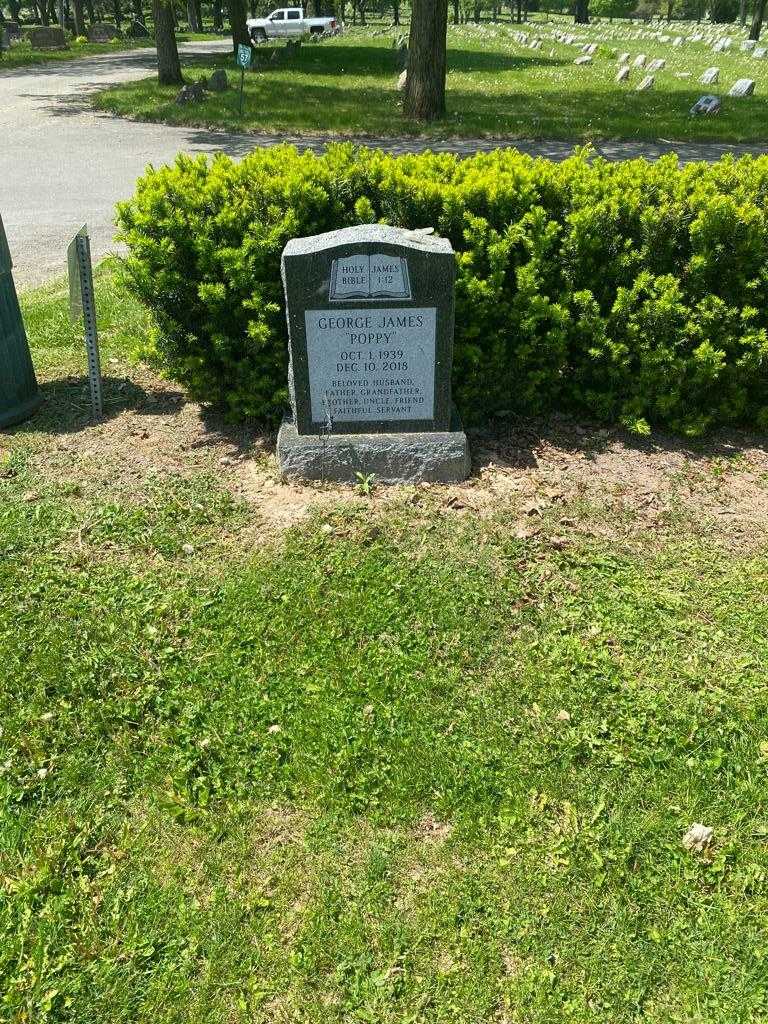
305,307 -> 437,424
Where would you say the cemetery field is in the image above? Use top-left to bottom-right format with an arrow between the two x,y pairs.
2,266 -> 768,1022
94,22 -> 768,143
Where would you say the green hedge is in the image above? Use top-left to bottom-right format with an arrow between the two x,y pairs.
117,144 -> 768,436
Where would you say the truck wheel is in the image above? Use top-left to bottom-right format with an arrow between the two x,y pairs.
250,27 -> 266,43
310,25 -> 323,35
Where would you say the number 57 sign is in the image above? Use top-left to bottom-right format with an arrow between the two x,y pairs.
235,43 -> 251,115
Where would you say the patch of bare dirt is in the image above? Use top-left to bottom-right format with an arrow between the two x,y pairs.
7,368 -> 768,549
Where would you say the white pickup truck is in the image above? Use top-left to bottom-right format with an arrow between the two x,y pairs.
246,7 -> 339,42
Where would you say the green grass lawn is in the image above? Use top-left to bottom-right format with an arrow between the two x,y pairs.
0,32 -> 220,69
2,268 -> 768,1022
93,20 -> 768,142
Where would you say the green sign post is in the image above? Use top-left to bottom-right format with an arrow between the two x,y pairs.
0,213 -> 42,429
236,42 -> 251,116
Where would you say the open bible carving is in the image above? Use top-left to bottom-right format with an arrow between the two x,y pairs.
329,253 -> 411,301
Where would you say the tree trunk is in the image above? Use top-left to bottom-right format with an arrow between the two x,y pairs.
73,0 -> 86,33
187,0 -> 200,29
212,0 -> 223,28
392,0 -> 399,23
403,0 -> 447,121
750,0 -> 767,38
358,0 -> 366,23
574,0 -> 588,22
227,0 -> 249,50
112,0 -> 122,29
85,0 -> 95,23
131,0 -> 142,21
152,0 -> 182,83
452,0 -> 459,22
738,0 -> 747,27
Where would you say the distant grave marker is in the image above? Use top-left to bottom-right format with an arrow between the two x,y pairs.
729,78 -> 756,96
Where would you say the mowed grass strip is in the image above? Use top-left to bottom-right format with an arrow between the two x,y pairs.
93,23 -> 768,143
1,272 -> 768,1022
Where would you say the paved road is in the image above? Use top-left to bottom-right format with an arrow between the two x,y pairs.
2,43 -> 767,289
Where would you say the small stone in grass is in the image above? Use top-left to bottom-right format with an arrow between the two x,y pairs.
182,543 -> 195,556
682,822 -> 713,854
556,709 -> 571,722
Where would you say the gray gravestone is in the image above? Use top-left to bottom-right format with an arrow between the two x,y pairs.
690,94 -> 721,115
277,224 -> 470,484
207,68 -> 229,91
700,66 -> 719,84
616,64 -> 630,82
729,78 -> 756,96
636,74 -> 655,91
25,25 -> 67,48
88,22 -> 121,41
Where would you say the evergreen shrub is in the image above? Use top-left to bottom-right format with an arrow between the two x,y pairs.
117,145 -> 768,435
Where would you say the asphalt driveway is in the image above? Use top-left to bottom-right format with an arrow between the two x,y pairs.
2,42 -> 766,290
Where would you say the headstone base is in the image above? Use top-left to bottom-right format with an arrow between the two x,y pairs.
277,407 -> 470,484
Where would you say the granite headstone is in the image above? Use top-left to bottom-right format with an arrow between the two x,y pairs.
277,225 -> 470,484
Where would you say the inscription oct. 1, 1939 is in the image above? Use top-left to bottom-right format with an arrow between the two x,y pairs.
305,306 -> 437,424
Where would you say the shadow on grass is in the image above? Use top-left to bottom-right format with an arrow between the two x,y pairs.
8,374 -> 273,454
94,61 -> 768,146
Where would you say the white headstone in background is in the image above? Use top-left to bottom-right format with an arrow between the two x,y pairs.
574,55 -> 592,65
616,65 -> 631,82
636,74 -> 655,91
647,57 -> 666,71
729,78 -> 756,96
700,66 -> 719,84
632,53 -> 647,67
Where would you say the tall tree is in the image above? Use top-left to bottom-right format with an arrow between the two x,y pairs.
227,0 -> 249,50
73,0 -> 86,34
403,0 -> 447,122
574,0 -> 589,21
750,0 -> 767,38
152,0 -> 182,83
212,0 -> 223,29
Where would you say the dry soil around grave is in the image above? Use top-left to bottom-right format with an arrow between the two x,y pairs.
19,362 -> 768,554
